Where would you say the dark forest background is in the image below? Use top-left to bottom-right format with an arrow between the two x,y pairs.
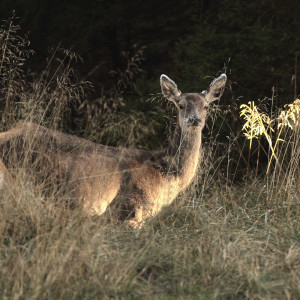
0,0 -> 299,177
1,0 -> 298,98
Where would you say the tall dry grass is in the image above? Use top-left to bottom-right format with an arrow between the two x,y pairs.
1,176 -> 300,299
0,16 -> 300,299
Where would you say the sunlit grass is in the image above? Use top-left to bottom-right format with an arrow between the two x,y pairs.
240,99 -> 300,174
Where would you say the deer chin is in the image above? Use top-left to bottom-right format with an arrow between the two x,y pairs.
181,125 -> 203,135
183,121 -> 204,131
190,124 -> 204,132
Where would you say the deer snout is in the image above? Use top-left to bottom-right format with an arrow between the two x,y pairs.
188,115 -> 202,126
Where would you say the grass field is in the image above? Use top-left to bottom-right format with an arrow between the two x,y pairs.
1,174 -> 300,299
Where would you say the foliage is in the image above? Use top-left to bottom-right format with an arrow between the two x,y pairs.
0,12 -> 34,126
173,0 -> 300,103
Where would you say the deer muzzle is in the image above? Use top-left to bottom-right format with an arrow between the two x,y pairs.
187,116 -> 202,127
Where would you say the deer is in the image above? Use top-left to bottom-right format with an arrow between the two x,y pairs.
0,73 -> 226,227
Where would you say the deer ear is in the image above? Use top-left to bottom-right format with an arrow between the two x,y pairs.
204,74 -> 227,103
160,74 -> 181,105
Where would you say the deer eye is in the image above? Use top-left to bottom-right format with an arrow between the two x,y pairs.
204,105 -> 209,110
178,104 -> 185,110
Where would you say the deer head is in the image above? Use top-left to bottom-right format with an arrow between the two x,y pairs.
160,74 -> 227,131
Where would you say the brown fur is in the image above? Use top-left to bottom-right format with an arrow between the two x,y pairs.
0,74 -> 226,227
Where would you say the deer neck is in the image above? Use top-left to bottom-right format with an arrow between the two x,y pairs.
167,122 -> 202,189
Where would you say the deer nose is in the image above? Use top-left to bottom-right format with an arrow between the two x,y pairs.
189,116 -> 201,126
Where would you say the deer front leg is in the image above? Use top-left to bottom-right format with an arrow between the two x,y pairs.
0,159 -> 14,190
126,203 -> 158,228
